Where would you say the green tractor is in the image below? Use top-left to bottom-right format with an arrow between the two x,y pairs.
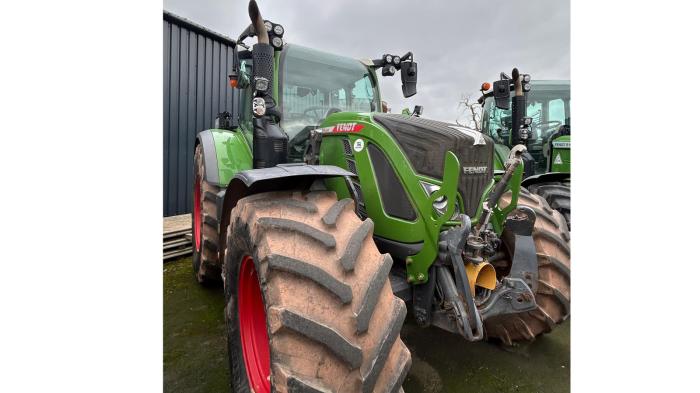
478,76 -> 571,228
191,2 -> 570,392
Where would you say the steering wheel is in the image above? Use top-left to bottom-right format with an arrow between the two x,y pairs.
303,106 -> 343,124
534,120 -> 563,140
302,106 -> 328,123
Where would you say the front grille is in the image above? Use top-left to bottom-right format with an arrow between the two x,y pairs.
342,138 -> 353,155
373,114 -> 494,217
346,159 -> 357,175
353,181 -> 367,219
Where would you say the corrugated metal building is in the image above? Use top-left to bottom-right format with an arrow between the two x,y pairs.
163,11 -> 238,216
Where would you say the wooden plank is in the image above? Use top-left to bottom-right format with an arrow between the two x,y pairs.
164,228 -> 191,240
164,247 -> 193,260
164,238 -> 191,250
164,213 -> 192,234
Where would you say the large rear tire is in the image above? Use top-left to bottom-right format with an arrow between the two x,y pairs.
484,187 -> 570,345
224,190 -> 411,393
528,181 -> 570,229
192,144 -> 224,284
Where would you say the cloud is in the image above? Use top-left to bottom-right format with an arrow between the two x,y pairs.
164,0 -> 569,122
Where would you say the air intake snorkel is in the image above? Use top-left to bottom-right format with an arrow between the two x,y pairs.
246,0 -> 287,168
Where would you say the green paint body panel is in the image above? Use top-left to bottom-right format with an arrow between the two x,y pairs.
210,129 -> 253,188
550,135 -> 570,173
319,112 -> 522,283
493,144 -> 511,171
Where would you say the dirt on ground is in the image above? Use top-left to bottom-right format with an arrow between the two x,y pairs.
164,257 -> 570,393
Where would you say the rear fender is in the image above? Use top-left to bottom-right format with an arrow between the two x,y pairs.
195,129 -> 253,187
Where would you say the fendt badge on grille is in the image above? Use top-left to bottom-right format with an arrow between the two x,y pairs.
463,166 -> 488,175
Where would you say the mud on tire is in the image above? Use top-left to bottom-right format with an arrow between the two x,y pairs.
528,181 -> 570,229
224,190 -> 411,393
192,144 -> 224,284
484,187 -> 571,345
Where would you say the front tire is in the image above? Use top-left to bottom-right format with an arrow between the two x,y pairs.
224,190 -> 411,393
484,187 -> 571,345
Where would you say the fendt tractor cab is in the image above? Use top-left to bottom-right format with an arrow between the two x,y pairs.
191,2 -> 570,392
479,75 -> 571,227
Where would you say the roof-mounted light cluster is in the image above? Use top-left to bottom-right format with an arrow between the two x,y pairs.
378,53 -> 403,76
264,19 -> 285,50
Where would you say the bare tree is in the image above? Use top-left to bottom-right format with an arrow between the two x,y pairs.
456,94 -> 482,131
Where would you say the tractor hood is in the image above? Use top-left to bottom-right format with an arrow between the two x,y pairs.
372,114 -> 494,217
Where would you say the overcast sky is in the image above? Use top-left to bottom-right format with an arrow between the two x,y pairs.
163,0 -> 569,123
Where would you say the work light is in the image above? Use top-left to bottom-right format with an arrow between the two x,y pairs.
382,65 -> 396,76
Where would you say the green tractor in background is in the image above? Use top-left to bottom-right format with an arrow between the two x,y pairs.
478,76 -> 571,228
191,2 -> 570,392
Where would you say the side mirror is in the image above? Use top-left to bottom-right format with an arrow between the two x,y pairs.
411,105 -> 423,117
400,61 -> 418,98
493,79 -> 511,110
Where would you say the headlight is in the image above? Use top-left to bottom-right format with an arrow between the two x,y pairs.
522,73 -> 531,83
264,21 -> 273,32
252,97 -> 266,117
273,24 -> 284,36
393,56 -> 401,66
254,77 -> 269,93
385,54 -> 393,64
271,36 -> 283,49
523,82 -> 531,92
519,128 -> 530,140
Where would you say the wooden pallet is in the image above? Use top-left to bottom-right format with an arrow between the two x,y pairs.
163,214 -> 192,261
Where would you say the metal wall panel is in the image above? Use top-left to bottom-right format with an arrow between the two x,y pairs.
163,12 -> 238,216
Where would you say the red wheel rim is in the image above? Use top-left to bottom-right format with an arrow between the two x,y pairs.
238,255 -> 271,393
193,177 -> 201,251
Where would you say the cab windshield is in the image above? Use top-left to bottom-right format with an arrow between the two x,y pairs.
281,45 -> 380,142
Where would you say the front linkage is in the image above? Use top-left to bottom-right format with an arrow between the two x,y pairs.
419,145 -> 539,341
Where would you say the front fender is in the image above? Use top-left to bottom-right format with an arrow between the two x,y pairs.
217,164 -> 355,263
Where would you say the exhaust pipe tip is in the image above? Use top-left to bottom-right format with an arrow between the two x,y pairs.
247,0 -> 269,44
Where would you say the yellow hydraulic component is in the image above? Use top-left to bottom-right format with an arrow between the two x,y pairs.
465,262 -> 497,296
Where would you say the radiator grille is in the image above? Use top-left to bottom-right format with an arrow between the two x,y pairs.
342,138 -> 353,155
346,159 -> 357,175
